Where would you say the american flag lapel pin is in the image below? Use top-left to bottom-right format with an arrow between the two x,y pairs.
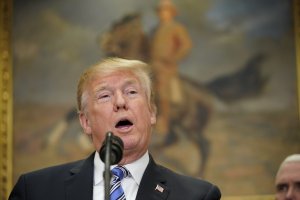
155,184 -> 164,193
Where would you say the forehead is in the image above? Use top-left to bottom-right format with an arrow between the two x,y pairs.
276,162 -> 300,183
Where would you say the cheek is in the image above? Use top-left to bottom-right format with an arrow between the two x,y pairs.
89,103 -> 112,121
88,107 -> 113,140
140,110 -> 155,134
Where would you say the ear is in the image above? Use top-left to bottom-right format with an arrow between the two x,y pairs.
79,112 -> 92,135
150,105 -> 157,125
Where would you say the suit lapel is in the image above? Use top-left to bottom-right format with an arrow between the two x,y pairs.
136,155 -> 170,200
64,153 -> 95,200
63,153 -> 170,200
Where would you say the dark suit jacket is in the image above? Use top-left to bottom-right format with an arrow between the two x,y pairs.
9,152 -> 221,200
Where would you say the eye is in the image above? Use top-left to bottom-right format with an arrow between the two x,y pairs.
295,182 -> 300,191
125,88 -> 138,96
96,91 -> 111,102
100,94 -> 110,99
276,184 -> 288,193
129,90 -> 137,94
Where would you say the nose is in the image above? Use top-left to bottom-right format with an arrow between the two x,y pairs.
285,186 -> 295,199
113,91 -> 128,111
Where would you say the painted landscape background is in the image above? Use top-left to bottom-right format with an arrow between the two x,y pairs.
13,0 -> 299,196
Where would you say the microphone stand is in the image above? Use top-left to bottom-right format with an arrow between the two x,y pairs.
103,132 -> 112,200
100,131 -> 123,200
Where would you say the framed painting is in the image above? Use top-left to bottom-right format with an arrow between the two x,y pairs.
1,0 -> 300,199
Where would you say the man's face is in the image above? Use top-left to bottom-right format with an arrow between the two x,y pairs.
79,70 -> 156,164
275,162 -> 300,200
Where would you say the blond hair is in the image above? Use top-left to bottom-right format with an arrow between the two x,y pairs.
77,57 -> 155,112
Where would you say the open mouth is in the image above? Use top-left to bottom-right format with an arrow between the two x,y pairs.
115,119 -> 133,128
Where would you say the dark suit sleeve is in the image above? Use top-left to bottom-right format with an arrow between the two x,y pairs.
8,175 -> 26,200
203,184 -> 221,200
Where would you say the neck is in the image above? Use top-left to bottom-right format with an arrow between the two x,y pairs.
118,149 -> 148,165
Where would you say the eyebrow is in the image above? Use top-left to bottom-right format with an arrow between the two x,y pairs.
276,181 -> 300,188
123,79 -> 139,88
276,183 -> 288,187
93,84 -> 109,95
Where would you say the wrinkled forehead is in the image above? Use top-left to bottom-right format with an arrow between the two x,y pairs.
85,70 -> 142,91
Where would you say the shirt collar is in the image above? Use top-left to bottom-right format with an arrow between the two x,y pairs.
94,151 -> 104,186
123,151 -> 149,186
93,151 -> 149,186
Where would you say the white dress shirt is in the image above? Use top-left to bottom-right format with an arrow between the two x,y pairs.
93,151 -> 149,200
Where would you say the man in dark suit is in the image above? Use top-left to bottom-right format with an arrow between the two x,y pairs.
9,58 -> 221,200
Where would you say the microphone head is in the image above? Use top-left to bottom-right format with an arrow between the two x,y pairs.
99,132 -> 124,165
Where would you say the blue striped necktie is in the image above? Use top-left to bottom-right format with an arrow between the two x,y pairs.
110,166 -> 130,200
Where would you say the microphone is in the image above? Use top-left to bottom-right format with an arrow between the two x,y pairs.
99,132 -> 124,165
99,132 -> 124,200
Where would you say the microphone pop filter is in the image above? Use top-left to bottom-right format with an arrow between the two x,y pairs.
99,132 -> 124,165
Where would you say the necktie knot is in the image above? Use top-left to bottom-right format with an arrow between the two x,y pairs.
111,166 -> 129,181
